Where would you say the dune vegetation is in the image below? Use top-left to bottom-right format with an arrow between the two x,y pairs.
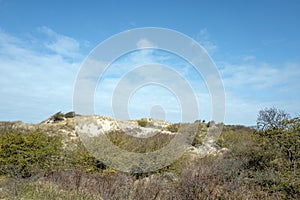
0,107 -> 299,199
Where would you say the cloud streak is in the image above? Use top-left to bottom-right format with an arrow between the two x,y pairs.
0,27 -> 81,122
218,60 -> 300,125
38,26 -> 82,59
195,28 -> 218,54
0,27 -> 299,125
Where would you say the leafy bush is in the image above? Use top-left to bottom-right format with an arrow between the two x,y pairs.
166,123 -> 180,133
51,111 -> 65,122
258,118 -> 300,169
106,130 -> 174,153
0,130 -> 62,177
191,123 -> 207,146
1,108 -> 299,199
137,118 -> 148,127
70,142 -> 106,172
65,111 -> 75,118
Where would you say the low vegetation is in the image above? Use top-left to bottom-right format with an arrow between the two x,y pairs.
0,107 -> 299,199
0,130 -> 62,177
137,118 -> 148,127
106,130 -> 175,153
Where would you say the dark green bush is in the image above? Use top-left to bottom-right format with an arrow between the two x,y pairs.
0,130 -> 62,177
106,130 -> 174,153
70,142 -> 106,172
65,111 -> 75,118
137,118 -> 148,127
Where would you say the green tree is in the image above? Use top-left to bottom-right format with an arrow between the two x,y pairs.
257,107 -> 290,131
257,107 -> 300,169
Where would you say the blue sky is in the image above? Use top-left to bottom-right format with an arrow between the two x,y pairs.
0,0 -> 300,125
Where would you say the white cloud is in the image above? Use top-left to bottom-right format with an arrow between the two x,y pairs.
94,49 -> 208,122
195,29 -> 299,125
0,28 -> 81,122
239,55 -> 256,61
220,61 -> 300,91
196,28 -> 218,54
136,38 -> 157,48
38,26 -> 81,58
92,29 -> 299,125
1,27 -> 298,126
218,60 -> 300,125
198,28 -> 209,40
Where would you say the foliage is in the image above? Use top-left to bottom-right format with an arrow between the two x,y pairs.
49,111 -> 75,123
257,107 -> 290,131
207,120 -> 215,127
253,107 -> 300,197
70,142 -> 106,172
106,130 -> 174,153
0,108 -> 300,199
137,118 -> 147,127
257,116 -> 300,169
0,130 -> 62,177
166,123 -> 180,133
51,111 -> 65,122
191,122 -> 207,146
65,111 -> 75,118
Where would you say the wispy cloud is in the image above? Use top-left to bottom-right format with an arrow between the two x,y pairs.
195,28 -> 218,54
136,38 -> 157,48
220,61 -> 300,92
93,47 -> 210,122
218,60 -> 300,124
192,28 -> 300,124
0,27 -> 81,122
0,28 -> 216,123
38,26 -> 82,59
1,27 -> 299,125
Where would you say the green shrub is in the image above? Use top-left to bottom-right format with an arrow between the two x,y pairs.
166,123 -> 180,133
51,111 -> 65,122
106,130 -> 174,153
257,108 -> 300,169
65,111 -> 75,118
191,123 -> 207,146
137,118 -> 148,127
257,118 -> 300,169
70,142 -> 106,172
0,131 -> 62,177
